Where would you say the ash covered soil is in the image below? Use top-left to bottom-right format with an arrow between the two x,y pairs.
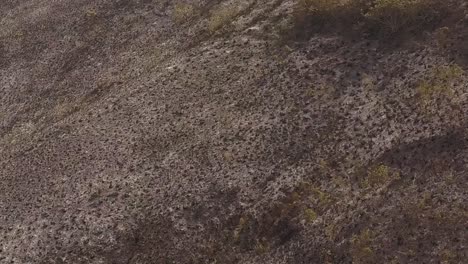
0,0 -> 467,263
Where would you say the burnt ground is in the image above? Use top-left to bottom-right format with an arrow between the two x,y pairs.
0,0 -> 467,263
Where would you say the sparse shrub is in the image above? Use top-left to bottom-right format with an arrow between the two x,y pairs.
306,84 -> 335,99
173,3 -> 197,24
304,208 -> 318,223
417,64 -> 464,103
1,121 -> 36,145
208,6 -> 238,32
145,48 -> 163,71
361,73 -> 375,91
434,26 -> 450,47
361,164 -> 399,188
85,8 -> 97,17
291,0 -> 450,40
433,64 -> 464,82
366,164 -> 389,186
254,239 -> 269,254
310,186 -> 333,208
417,191 -> 431,209
13,30 -> 25,39
350,229 -> 375,264
325,222 -> 341,241
292,0 -> 364,38
440,249 -> 457,264
296,0 -> 347,20
365,0 -> 442,35
233,216 -> 248,241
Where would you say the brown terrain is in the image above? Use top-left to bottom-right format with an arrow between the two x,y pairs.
0,0 -> 467,263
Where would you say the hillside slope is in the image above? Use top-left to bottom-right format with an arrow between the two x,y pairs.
0,0 -> 467,263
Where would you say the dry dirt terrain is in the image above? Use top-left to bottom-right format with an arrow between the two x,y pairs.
0,0 -> 467,263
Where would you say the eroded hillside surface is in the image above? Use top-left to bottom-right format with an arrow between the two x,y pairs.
0,0 -> 467,263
